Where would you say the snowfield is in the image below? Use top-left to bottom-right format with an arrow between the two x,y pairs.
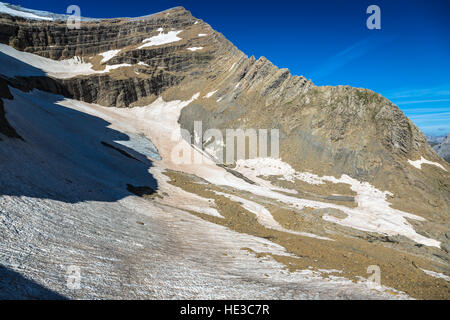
234,158 -> 441,248
214,191 -> 332,240
1,43 -> 443,299
204,90 -> 217,98
0,88 -> 410,299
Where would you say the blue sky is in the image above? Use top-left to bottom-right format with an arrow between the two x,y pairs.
8,0 -> 450,136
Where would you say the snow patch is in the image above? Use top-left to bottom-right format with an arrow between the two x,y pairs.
204,90 -> 217,98
100,49 -> 121,64
103,64 -> 133,72
408,157 -> 447,171
421,269 -> 450,282
138,30 -> 183,49
187,47 -> 203,52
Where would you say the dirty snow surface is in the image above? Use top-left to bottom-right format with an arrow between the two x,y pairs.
0,86 -> 411,299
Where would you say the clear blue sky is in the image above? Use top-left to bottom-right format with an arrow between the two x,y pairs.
8,0 -> 450,136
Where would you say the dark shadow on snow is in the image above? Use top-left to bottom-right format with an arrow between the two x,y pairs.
0,54 -> 159,203
0,264 -> 68,300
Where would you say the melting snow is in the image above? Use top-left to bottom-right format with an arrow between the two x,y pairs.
138,30 -> 183,49
204,90 -> 217,98
233,159 -> 441,248
408,157 -> 447,171
198,33 -> 207,37
215,191 -> 331,240
103,64 -> 133,72
102,98 -> 439,247
100,49 -> 121,64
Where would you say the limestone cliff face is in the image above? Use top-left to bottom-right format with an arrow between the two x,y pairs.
0,6 -> 448,224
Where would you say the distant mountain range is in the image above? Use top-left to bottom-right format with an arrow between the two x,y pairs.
432,134 -> 450,162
